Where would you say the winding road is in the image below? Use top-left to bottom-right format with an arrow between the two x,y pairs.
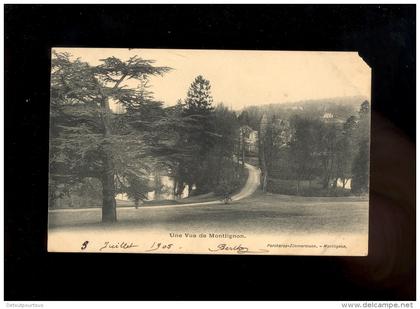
49,163 -> 261,213
231,163 -> 260,201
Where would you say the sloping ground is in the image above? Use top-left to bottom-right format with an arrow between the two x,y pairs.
49,188 -> 368,235
49,163 -> 261,213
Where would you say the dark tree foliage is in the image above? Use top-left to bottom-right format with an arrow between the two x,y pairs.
173,75 -> 216,195
209,104 -> 242,195
351,139 -> 370,194
351,101 -> 370,193
257,101 -> 370,196
50,51 -> 171,222
166,77 -> 243,197
288,116 -> 323,193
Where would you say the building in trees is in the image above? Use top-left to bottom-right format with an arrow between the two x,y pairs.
242,128 -> 258,154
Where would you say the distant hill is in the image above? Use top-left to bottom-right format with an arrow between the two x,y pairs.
241,96 -> 369,128
247,95 -> 368,111
264,95 -> 368,108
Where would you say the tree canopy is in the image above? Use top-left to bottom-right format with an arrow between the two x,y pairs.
50,51 -> 171,222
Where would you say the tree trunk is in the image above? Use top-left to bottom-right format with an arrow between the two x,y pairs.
49,194 -> 56,209
261,160 -> 268,192
241,134 -> 245,168
154,171 -> 162,200
262,172 -> 268,192
173,179 -> 177,198
333,178 -> 338,188
69,193 -> 74,208
99,95 -> 117,223
216,145 -> 224,185
260,139 -> 267,192
101,154 -> 117,222
343,178 -> 348,189
296,179 -> 300,195
322,168 -> 330,189
176,182 -> 185,198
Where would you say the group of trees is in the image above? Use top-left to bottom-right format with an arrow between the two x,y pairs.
159,76 -> 246,198
255,101 -> 370,195
50,52 -> 244,222
49,51 -> 371,222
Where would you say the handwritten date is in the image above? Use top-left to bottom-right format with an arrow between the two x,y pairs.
99,241 -> 138,251
146,242 -> 174,252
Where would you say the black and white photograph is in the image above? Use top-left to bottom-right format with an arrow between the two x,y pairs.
47,48 -> 371,255
4,2 -> 417,304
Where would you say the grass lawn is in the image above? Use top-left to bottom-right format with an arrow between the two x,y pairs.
49,190 -> 368,236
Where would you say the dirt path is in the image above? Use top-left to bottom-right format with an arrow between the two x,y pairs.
49,163 -> 261,213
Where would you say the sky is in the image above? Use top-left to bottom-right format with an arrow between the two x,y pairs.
53,48 -> 371,110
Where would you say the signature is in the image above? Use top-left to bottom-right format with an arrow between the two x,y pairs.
208,243 -> 269,254
99,241 -> 138,251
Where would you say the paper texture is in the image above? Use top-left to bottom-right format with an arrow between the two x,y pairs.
48,48 -> 370,255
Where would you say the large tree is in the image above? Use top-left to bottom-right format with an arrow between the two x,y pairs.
173,75 -> 216,195
287,116 -> 318,193
50,52 -> 170,222
183,75 -> 215,156
351,101 -> 371,193
259,114 -> 285,192
208,104 -> 241,194
333,115 -> 358,189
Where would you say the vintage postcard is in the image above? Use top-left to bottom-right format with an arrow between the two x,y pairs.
48,48 -> 370,255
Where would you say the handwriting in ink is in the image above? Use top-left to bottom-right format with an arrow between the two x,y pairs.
146,242 -> 174,252
99,241 -> 138,251
81,241 -> 89,250
208,243 -> 269,254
